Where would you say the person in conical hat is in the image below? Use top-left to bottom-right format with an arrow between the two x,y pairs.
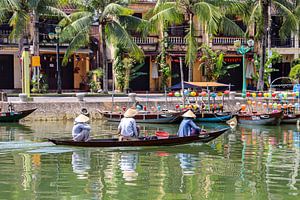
118,108 -> 140,140
72,114 -> 91,142
177,110 -> 201,137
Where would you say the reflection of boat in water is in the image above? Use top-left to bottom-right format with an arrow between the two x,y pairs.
48,128 -> 229,147
0,123 -> 33,133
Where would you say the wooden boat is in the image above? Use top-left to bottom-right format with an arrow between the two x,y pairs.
236,111 -> 283,125
98,110 -> 183,124
282,113 -> 300,124
0,108 -> 37,122
48,128 -> 230,147
194,112 -> 233,123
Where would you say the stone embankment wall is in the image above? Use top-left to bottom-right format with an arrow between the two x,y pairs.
0,99 -> 247,121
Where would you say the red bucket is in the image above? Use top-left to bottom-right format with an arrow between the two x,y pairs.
155,131 -> 169,139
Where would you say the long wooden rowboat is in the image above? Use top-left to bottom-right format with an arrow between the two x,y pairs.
282,113 -> 300,124
194,112 -> 233,123
98,110 -> 183,124
236,111 -> 283,125
0,108 -> 37,122
48,128 -> 229,147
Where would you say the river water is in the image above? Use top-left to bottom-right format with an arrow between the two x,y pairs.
0,121 -> 300,200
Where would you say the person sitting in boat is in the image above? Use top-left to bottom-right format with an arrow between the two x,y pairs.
72,114 -> 91,142
177,110 -> 202,137
118,108 -> 140,140
135,101 -> 143,111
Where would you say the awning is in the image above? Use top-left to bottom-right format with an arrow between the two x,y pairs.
170,81 -> 230,90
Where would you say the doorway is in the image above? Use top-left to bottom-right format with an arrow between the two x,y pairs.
0,55 -> 14,89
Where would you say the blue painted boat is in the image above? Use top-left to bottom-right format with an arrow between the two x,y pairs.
194,112 -> 233,123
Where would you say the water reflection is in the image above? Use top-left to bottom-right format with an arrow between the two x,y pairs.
1,121 -> 300,199
0,123 -> 33,141
119,152 -> 139,182
71,150 -> 91,179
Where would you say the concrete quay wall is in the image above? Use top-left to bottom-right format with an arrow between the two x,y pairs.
0,99 -> 246,121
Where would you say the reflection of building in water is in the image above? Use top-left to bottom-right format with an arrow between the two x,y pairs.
293,132 -> 300,148
177,153 -> 198,175
119,152 -> 138,182
72,150 -> 91,179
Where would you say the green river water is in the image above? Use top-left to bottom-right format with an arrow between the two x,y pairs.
0,121 -> 300,200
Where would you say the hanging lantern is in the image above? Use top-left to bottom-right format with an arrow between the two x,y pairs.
211,93 -> 217,98
122,106 -> 127,112
246,92 -> 251,97
283,104 -> 288,109
201,91 -> 207,97
288,103 -> 293,108
263,103 -> 267,108
143,106 -> 147,111
190,91 -> 196,97
151,106 -> 156,111
295,103 -> 299,108
257,102 -> 262,106
224,90 -> 230,95
272,93 -> 276,98
137,105 -> 143,110
175,104 -> 180,109
252,93 -> 256,98
175,92 -> 181,97
277,104 -> 282,110
168,92 -> 174,97
263,93 -> 269,98
292,92 -> 296,97
217,92 -> 223,97
241,104 -> 246,111
247,100 -> 252,105
268,103 -> 273,109
283,93 -> 288,99
183,90 -> 189,96
252,101 -> 256,106
258,92 -> 263,97
296,92 -> 300,97
115,106 -> 120,110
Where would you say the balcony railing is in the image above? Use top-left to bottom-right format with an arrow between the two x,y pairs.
271,38 -> 295,48
168,36 -> 202,45
132,36 -> 158,45
212,37 -> 247,45
0,28 -> 17,45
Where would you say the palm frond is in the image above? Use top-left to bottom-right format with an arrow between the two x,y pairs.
194,2 -> 222,35
185,23 -> 197,68
219,17 -> 244,37
106,21 -> 144,62
101,3 -> 133,21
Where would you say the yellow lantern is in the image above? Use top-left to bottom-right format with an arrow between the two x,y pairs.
252,93 -> 256,98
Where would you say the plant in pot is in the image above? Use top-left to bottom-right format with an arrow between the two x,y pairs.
88,69 -> 103,93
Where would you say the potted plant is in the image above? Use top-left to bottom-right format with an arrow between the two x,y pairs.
88,69 -> 103,93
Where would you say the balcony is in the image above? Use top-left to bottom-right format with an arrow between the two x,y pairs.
132,36 -> 158,51
0,26 -> 17,45
212,37 -> 247,45
271,38 -> 295,48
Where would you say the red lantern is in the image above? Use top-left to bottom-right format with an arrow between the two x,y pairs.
168,92 -> 174,97
246,92 -> 251,97
224,90 -> 230,95
122,106 -> 127,111
175,104 -> 180,109
201,91 -> 207,97
258,92 -> 262,97
272,93 -> 276,98
143,106 -> 147,111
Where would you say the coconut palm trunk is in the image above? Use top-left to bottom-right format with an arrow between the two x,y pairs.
188,13 -> 193,82
99,23 -> 108,93
257,0 -> 270,91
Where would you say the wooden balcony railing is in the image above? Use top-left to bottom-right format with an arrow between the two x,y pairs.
168,36 -> 202,45
212,37 -> 246,45
0,28 -> 17,45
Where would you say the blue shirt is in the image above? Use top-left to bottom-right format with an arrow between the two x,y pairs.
177,118 -> 201,137
72,123 -> 91,137
118,118 -> 139,137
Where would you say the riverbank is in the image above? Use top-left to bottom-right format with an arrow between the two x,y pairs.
0,94 -> 247,121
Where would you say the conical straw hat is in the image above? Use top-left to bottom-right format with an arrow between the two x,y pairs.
75,114 -> 90,123
124,108 -> 138,118
182,110 -> 196,118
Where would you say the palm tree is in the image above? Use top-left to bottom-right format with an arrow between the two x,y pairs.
241,0 -> 300,90
59,0 -> 143,93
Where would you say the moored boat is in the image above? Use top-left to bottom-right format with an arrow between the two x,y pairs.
98,110 -> 183,124
282,113 -> 300,124
194,112 -> 233,123
0,108 -> 37,122
236,111 -> 283,125
48,128 -> 230,147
